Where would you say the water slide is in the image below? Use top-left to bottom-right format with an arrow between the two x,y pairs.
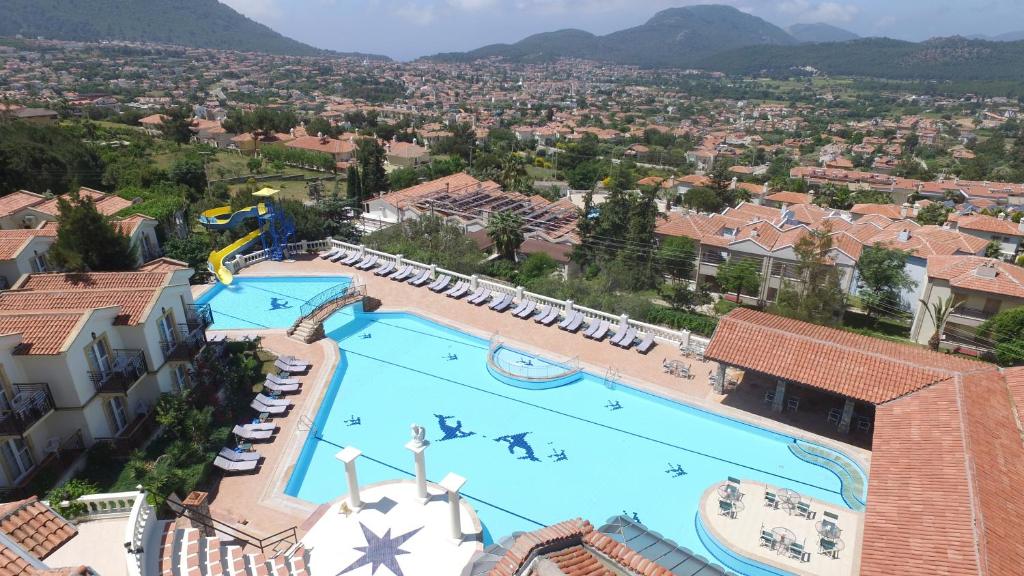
199,203 -> 269,285
207,229 -> 262,285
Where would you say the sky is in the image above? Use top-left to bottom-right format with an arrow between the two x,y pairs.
220,0 -> 1024,61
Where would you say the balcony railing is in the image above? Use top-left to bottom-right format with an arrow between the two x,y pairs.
90,350 -> 147,394
0,383 -> 55,437
184,304 -> 213,331
950,307 -> 998,322
160,324 -> 206,363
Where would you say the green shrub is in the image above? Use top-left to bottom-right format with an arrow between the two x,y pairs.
46,479 -> 99,518
644,307 -> 719,336
714,299 -> 740,316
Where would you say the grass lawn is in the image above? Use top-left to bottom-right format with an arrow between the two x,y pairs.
228,177 -> 345,203
526,165 -> 557,180
841,310 -> 912,342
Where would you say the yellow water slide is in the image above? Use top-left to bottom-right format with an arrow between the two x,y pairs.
208,229 -> 263,285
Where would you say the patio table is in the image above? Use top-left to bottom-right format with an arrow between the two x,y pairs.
717,483 -> 741,502
772,527 -> 797,552
816,520 -> 842,540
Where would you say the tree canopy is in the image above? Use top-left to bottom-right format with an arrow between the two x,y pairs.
50,192 -> 137,272
771,228 -> 846,326
717,258 -> 762,302
856,245 -> 916,318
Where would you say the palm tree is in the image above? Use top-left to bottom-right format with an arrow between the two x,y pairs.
919,296 -> 958,351
487,211 -> 525,261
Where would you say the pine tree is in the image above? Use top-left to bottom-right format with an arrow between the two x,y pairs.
346,165 -> 363,202
49,192 -> 137,272
356,138 -> 388,198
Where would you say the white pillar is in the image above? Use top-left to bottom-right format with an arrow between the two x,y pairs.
772,380 -> 787,413
516,286 -> 525,301
396,254 -> 404,267
430,264 -> 437,278
336,447 -> 363,510
838,398 -> 856,434
470,275 -> 479,290
358,245 -> 366,257
440,473 -> 466,541
406,439 -> 430,503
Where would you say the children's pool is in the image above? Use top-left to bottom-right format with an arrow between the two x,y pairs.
197,276 -> 350,330
285,302 -> 862,568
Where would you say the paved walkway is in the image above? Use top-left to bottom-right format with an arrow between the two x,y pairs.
47,518 -> 128,576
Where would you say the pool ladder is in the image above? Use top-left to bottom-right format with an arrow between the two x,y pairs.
298,415 -> 319,438
603,367 -> 621,389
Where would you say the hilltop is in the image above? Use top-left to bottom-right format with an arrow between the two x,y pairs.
0,0 -> 385,58
787,23 -> 860,43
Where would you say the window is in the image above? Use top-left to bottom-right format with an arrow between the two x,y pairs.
1,438 -> 34,481
173,364 -> 190,392
29,252 -> 47,273
109,396 -> 128,434
159,311 -> 177,346
87,336 -> 112,376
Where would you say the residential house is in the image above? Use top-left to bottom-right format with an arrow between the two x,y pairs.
0,225 -> 58,289
385,141 -> 430,168
946,213 -> 1024,259
911,256 -> 1024,353
0,263 -> 210,495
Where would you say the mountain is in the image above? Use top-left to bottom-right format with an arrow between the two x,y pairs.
0,0 -> 383,58
701,36 -> 1024,81
430,5 -> 796,67
787,23 -> 859,43
970,31 -> 1024,42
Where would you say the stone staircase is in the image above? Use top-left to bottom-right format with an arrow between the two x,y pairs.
158,524 -> 309,576
286,287 -> 365,344
287,316 -> 325,344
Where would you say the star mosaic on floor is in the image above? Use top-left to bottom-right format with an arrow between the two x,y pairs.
338,523 -> 423,576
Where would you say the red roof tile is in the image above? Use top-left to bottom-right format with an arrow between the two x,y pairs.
928,255 -> 1024,299
0,497 -> 77,560
15,271 -> 170,292
0,191 -> 46,218
0,312 -> 86,355
0,289 -> 157,325
0,228 -> 57,260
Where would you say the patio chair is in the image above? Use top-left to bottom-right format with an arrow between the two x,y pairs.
788,541 -> 809,562
759,527 -> 777,550
341,251 -> 362,265
373,262 -> 395,276
558,311 -> 578,330
856,416 -> 872,433
795,500 -> 814,519
213,456 -> 258,473
266,372 -> 299,386
818,538 -> 839,559
614,328 -> 638,349
469,289 -> 491,305
718,499 -> 736,519
387,265 -> 410,279
635,335 -> 655,354
539,307 -> 560,326
264,380 -> 299,394
488,293 -> 509,310
218,447 -> 260,462
787,396 -> 801,413
590,321 -> 611,341
564,313 -> 585,333
319,247 -> 342,260
429,275 -> 451,292
275,359 -> 309,374
251,399 -> 287,415
582,320 -> 600,338
764,491 -> 779,509
232,423 -> 276,441
764,391 -> 776,405
254,393 -> 291,407
532,305 -> 552,323
826,407 -> 842,426
514,301 -> 536,319
355,255 -> 378,270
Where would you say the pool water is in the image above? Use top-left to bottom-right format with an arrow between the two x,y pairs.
197,276 -> 350,330
286,304 -> 859,565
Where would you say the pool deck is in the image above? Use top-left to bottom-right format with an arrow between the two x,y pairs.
699,481 -> 862,576
192,256 -> 872,570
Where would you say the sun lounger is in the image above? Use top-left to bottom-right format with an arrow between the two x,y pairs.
373,262 -> 395,276
278,355 -> 309,368
319,247 -> 342,260
513,301 -> 536,319
446,282 -> 469,298
393,266 -> 415,281
265,372 -> 299,386
388,265 -> 409,279
341,251 -> 362,265
539,308 -> 560,326
636,335 -> 655,354
533,305 -> 552,322
254,393 -> 291,407
274,359 -> 308,374
232,423 -> 276,440
328,249 -> 350,262
213,456 -> 258,473
409,270 -> 431,286
587,320 -> 610,341
218,447 -> 261,462
467,288 -> 489,305
251,398 -> 287,414
582,320 -> 599,338
428,275 -> 451,291
493,295 -> 514,312
609,327 -> 628,346
264,380 -> 299,394
510,300 -> 529,316
563,313 -> 584,332
355,255 -> 378,270
615,328 -> 638,349
488,294 -> 510,310
558,311 -> 578,330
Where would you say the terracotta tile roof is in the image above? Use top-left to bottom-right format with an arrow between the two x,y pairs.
0,497 -> 77,560
0,288 -> 157,325
285,135 -> 356,156
0,545 -> 33,576
704,308 -> 986,404
138,257 -> 189,272
0,192 -> 47,219
764,191 -> 811,205
0,312 -> 86,355
654,212 -> 713,240
869,223 -> 988,257
14,271 -> 170,292
952,213 -> 1024,237
927,255 -> 1024,299
487,518 -> 593,576
112,214 -> 154,237
28,188 -> 131,217
376,172 -> 481,209
850,203 -> 904,219
539,545 -> 615,576
0,228 -> 57,260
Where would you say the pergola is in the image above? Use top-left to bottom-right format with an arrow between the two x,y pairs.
704,308 -> 989,433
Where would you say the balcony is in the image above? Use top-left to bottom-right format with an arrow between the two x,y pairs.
949,306 -> 998,327
160,323 -> 206,363
90,350 -> 147,395
184,304 -> 213,332
0,384 -> 55,437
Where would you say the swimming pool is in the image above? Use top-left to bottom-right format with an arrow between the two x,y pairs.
285,302 -> 861,568
197,276 -> 350,330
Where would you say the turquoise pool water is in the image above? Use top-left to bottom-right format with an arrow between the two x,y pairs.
285,302 -> 861,569
197,276 -> 350,330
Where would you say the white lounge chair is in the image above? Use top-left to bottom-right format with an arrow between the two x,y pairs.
266,372 -> 299,386
514,301 -> 536,319
387,265 -> 408,279
539,308 -> 560,326
264,380 -> 299,394
394,266 -> 415,281
218,447 -> 261,462
558,311 -> 578,330
636,335 -> 656,354
610,327 -> 628,346
589,321 -> 611,341
562,313 -> 584,332
533,305 -> 552,322
278,355 -> 310,368
582,320 -> 599,338
232,423 -> 276,440
409,270 -> 431,286
213,456 -> 258,473
466,288 -> 486,304
614,328 -> 638,349
446,282 -> 469,299
492,295 -> 514,312
341,251 -> 362,265
319,247 -> 342,260
488,294 -> 509,310
428,275 -> 451,291
275,359 -> 309,374
255,393 -> 291,407
251,399 -> 288,414
374,262 -> 395,276
510,300 -> 529,316
355,255 -> 378,270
